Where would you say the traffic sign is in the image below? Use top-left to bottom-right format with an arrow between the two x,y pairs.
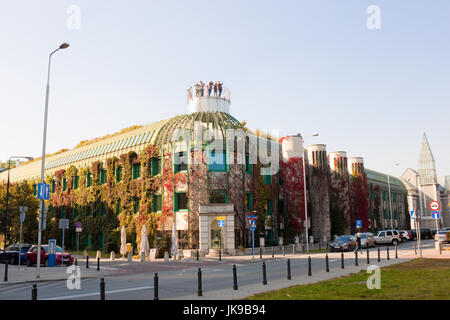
430,201 -> 440,211
59,218 -> 69,229
216,216 -> 227,221
76,228 -> 82,232
37,183 -> 50,200
76,221 -> 82,228
356,220 -> 362,228
218,220 -> 225,228
249,220 -> 256,231
432,211 -> 440,219
19,206 -> 28,223
410,211 -> 416,219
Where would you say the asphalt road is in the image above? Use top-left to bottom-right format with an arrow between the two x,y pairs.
0,240 -> 434,300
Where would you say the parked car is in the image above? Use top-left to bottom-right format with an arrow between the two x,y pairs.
330,235 -> 357,252
431,229 -> 437,237
398,230 -> 412,242
0,244 -> 33,265
374,230 -> 401,245
26,245 -> 74,267
354,232 -> 376,248
434,230 -> 450,243
408,229 -> 433,240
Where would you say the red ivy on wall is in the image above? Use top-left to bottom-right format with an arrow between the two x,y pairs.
349,173 -> 370,232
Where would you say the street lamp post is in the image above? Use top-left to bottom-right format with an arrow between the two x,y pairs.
300,133 -> 318,253
415,173 -> 423,258
3,156 -> 33,250
387,163 -> 399,229
36,43 -> 69,279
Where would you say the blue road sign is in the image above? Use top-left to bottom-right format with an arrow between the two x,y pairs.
37,183 -> 50,200
218,220 -> 225,228
410,211 -> 416,219
356,220 -> 362,228
432,211 -> 440,219
249,220 -> 256,231
76,221 -> 82,228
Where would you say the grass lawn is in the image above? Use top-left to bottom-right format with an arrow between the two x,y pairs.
248,258 -> 450,300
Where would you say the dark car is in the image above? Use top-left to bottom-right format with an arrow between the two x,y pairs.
26,245 -> 74,267
0,244 -> 33,265
330,235 -> 357,252
408,229 -> 433,240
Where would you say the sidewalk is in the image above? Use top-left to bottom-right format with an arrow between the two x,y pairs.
0,263 -> 110,285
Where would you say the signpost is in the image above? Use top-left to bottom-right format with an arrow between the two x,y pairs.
430,201 -> 440,234
217,216 -> 226,250
48,239 -> 56,267
356,220 -> 362,229
410,210 -> 416,220
37,183 -> 50,200
18,206 -> 28,269
59,219 -> 69,266
247,214 -> 258,258
75,222 -> 82,254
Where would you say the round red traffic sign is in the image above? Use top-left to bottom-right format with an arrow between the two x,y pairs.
430,201 -> 440,211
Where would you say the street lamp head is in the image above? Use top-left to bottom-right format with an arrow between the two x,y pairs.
59,43 -> 70,49
312,133 -> 319,137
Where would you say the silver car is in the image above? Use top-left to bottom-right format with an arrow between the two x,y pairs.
375,230 -> 401,245
355,232 -> 376,248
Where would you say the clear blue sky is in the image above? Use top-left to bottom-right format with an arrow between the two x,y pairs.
1,0 -> 449,178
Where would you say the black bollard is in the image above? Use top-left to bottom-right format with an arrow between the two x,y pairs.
153,273 -> 159,300
282,246 -> 285,256
4,261 -> 8,282
319,243 -> 321,251
341,252 -> 344,269
308,256 -> 312,276
287,259 -> 292,280
386,246 -> 390,260
355,251 -> 358,266
197,268 -> 202,296
100,278 -> 105,300
262,262 -> 267,285
325,254 -> 329,272
302,243 -> 305,253
233,264 -> 238,290
272,247 -> 274,258
31,284 -> 37,300
377,248 -> 380,262
197,250 -> 199,261
395,244 -> 398,259
75,259 -> 78,266
97,257 -> 100,271
86,255 -> 89,269
366,248 -> 370,264
260,247 -> 262,259
219,249 -> 222,261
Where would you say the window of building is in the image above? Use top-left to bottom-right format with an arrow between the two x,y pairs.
62,178 -> 67,191
51,180 -> 55,193
383,191 -> 387,201
115,199 -> 121,215
100,202 -> 106,216
61,206 -> 65,219
133,197 -> 140,214
246,193 -> 253,211
73,175 -> 79,190
152,194 -> 162,212
98,232 -> 104,249
208,150 -> 227,171
100,169 -> 107,185
174,152 -> 188,173
86,234 -> 91,248
86,172 -> 92,187
32,184 -> 37,196
132,163 -> 141,180
263,174 -> 272,185
210,190 -> 228,204
267,200 -> 272,215
245,154 -> 252,174
175,192 -> 188,211
152,158 -> 161,176
116,166 -> 123,182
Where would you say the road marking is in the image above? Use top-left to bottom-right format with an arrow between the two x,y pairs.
42,286 -> 154,300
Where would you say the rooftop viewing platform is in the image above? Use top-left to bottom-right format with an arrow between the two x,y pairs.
187,81 -> 231,114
